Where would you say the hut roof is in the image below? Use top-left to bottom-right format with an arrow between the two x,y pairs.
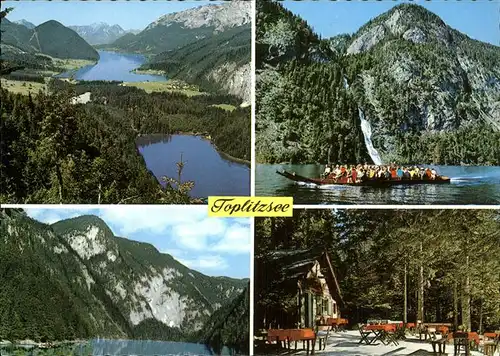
258,248 -> 344,307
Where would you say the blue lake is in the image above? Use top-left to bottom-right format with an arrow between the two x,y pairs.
138,134 -> 250,198
57,50 -> 167,82
256,164 -> 500,205
74,339 -> 233,356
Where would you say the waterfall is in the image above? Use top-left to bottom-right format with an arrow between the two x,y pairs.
359,108 -> 383,165
343,76 -> 349,90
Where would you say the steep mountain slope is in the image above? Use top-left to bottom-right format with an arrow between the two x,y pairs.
256,2 -> 500,165
0,210 -> 246,342
142,24 -> 251,101
0,18 -> 99,61
202,284 -> 250,354
31,20 -> 99,60
69,23 -> 129,45
0,18 -> 38,52
108,1 -> 251,54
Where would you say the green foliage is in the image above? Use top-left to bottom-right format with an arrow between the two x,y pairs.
202,284 -> 250,355
255,210 -> 500,331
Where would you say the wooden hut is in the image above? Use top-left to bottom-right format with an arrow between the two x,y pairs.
255,248 -> 344,330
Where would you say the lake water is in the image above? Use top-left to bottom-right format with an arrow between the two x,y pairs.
57,50 -> 167,82
256,164 -> 500,205
138,134 -> 250,198
73,339 -> 233,356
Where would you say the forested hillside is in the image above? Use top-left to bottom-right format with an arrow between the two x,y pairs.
255,209 -> 500,332
0,18 -> 99,61
256,1 -> 500,165
0,210 -> 247,343
141,24 -> 251,101
202,284 -> 250,354
1,81 -> 250,204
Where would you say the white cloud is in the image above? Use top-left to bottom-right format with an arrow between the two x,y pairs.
25,208 -> 86,225
212,225 -> 251,254
178,255 -> 229,271
98,206 -> 207,235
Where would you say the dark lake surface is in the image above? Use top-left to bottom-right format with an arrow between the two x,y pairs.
256,164 -> 500,205
57,50 -> 167,82
75,339 -> 232,355
138,134 -> 250,198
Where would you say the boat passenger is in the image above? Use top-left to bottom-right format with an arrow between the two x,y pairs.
403,168 -> 411,179
350,166 -> 357,183
425,168 -> 432,179
358,169 -> 365,182
391,167 -> 397,179
431,168 -> 437,180
323,164 -> 331,178
419,167 -> 426,179
384,168 -> 391,180
397,167 -> 403,179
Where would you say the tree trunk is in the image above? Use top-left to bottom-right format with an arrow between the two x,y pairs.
56,164 -> 63,203
417,242 -> 424,323
461,254 -> 471,331
479,296 -> 483,334
404,262 -> 408,324
453,280 -> 458,330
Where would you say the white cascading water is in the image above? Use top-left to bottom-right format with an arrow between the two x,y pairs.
358,108 -> 383,165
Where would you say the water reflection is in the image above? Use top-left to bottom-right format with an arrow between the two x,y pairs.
137,134 -> 250,198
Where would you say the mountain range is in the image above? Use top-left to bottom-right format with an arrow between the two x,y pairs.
108,1 -> 251,54
256,2 -> 500,165
69,23 -> 139,45
1,18 -> 99,62
0,209 -> 247,344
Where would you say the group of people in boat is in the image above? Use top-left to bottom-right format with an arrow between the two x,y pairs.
322,163 -> 440,183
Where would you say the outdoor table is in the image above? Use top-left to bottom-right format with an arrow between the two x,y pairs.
447,332 -> 480,349
267,329 -> 317,354
484,332 -> 500,340
436,326 -> 449,335
365,324 -> 399,346
326,317 -> 348,331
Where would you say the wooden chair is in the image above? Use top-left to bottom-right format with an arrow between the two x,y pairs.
483,333 -> 500,356
431,332 -> 448,355
314,324 -> 331,351
453,332 -> 470,356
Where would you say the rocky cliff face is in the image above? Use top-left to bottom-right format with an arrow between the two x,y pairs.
147,1 -> 251,33
0,210 -> 246,341
256,2 -> 500,165
208,62 -> 251,103
344,4 -> 500,160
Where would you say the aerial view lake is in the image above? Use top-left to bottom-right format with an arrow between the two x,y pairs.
57,50 -> 167,82
138,134 -> 250,198
256,164 -> 500,205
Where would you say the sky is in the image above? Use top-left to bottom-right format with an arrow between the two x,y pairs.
24,206 -> 251,279
283,0 -> 500,47
4,1 -> 222,31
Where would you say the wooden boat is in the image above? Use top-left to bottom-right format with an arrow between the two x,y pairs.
276,170 -> 451,186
